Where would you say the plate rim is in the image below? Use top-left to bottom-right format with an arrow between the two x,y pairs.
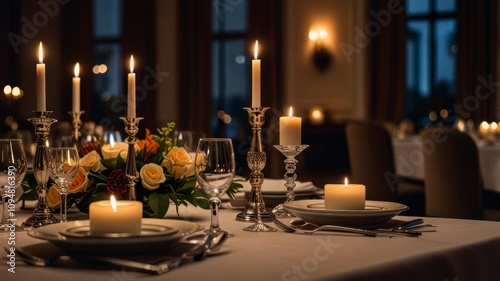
59,223 -> 179,239
284,199 -> 409,214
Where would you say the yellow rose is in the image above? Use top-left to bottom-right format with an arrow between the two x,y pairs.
79,150 -> 105,173
140,163 -> 166,190
66,167 -> 90,194
101,142 -> 129,163
161,147 -> 195,179
47,184 -> 60,210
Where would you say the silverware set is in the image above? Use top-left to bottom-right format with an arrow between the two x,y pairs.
273,218 -> 436,237
4,231 -> 228,275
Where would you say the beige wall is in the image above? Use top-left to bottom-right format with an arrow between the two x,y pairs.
284,0 -> 368,121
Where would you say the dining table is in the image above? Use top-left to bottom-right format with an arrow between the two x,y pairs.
393,135 -> 500,193
2,199 -> 500,281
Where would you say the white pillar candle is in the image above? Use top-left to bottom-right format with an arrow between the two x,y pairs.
252,40 -> 261,107
279,106 -> 301,145
127,55 -> 136,118
89,196 -> 142,235
72,63 -> 80,112
325,178 -> 365,210
36,42 -> 46,111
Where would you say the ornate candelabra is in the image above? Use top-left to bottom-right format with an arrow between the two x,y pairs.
237,107 -> 276,232
272,145 -> 309,217
68,111 -> 84,147
120,117 -> 143,200
22,111 -> 59,228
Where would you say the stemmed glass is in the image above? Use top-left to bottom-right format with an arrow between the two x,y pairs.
194,138 -> 235,235
0,139 -> 27,231
49,147 -> 79,222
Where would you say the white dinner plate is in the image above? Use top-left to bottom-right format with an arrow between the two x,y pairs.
284,200 -> 409,227
28,218 -> 203,255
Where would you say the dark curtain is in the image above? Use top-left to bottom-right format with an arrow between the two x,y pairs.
177,0 -> 212,134
366,0 -> 407,123
122,0 -> 158,130
457,0 -> 498,123
247,0 -> 285,178
0,0 -> 22,133
60,0 -> 93,124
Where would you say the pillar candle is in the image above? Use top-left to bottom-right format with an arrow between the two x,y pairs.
72,63 -> 80,112
36,42 -> 46,111
252,40 -> 261,107
89,195 -> 142,235
324,178 -> 365,210
128,55 -> 136,118
279,106 -> 301,145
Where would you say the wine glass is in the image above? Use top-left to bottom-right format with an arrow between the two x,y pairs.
49,147 -> 79,222
194,138 -> 235,235
0,139 -> 27,231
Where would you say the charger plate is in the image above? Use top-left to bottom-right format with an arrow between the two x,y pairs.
28,218 -> 203,255
284,200 -> 409,227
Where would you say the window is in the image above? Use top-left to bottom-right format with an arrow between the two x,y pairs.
92,0 -> 123,129
211,1 -> 249,139
406,0 -> 457,130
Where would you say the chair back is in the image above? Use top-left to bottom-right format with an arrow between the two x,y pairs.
346,120 -> 397,201
421,126 -> 483,219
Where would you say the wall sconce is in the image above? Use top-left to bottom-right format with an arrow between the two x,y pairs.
309,28 -> 331,71
308,106 -> 326,125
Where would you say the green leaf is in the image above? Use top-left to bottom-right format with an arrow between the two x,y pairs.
149,193 -> 170,218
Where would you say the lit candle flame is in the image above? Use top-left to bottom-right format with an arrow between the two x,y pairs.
288,106 -> 293,117
110,195 -> 117,212
130,55 -> 134,73
109,133 -> 115,147
38,42 -> 43,63
344,177 -> 348,187
254,40 -> 259,60
74,62 -> 80,77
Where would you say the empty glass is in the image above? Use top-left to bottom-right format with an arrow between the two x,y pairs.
194,138 -> 235,235
49,147 -> 79,222
0,139 -> 27,231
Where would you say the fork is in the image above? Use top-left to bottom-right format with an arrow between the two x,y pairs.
273,218 -> 378,237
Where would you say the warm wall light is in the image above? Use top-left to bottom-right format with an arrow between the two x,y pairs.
309,107 -> 325,125
309,28 -> 331,71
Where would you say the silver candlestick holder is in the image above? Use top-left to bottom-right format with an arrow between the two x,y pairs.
272,144 -> 309,217
120,117 -> 143,201
22,111 -> 59,228
237,107 -> 276,232
68,111 -> 84,148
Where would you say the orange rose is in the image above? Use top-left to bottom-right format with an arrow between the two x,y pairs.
66,167 -> 90,194
47,184 -> 60,209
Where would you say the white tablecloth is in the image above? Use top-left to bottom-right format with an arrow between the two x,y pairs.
393,136 -> 500,193
2,203 -> 500,281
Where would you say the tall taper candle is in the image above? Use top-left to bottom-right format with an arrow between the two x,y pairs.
72,63 -> 80,112
252,40 -> 261,107
128,55 -> 136,118
36,42 -> 46,111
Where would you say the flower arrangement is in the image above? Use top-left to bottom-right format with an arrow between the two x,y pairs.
22,123 -> 243,218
